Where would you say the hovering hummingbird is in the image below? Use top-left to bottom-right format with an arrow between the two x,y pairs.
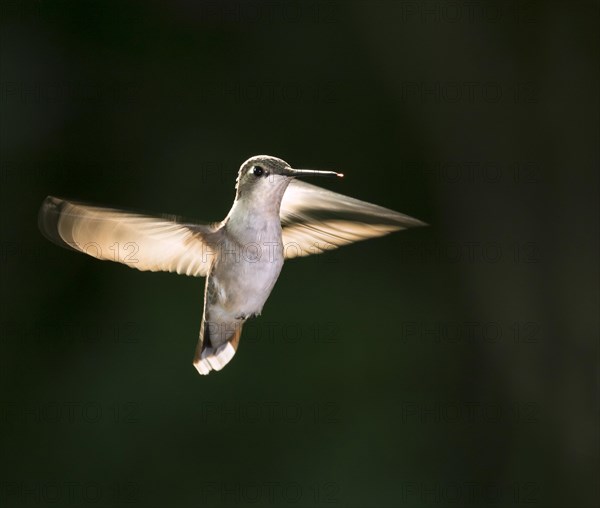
39,155 -> 425,375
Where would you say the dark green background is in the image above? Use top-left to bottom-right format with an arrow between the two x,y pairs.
1,1 -> 598,507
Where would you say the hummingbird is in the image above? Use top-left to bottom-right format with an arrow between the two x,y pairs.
38,155 -> 425,375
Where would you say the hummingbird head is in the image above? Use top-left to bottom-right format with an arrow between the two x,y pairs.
235,155 -> 343,206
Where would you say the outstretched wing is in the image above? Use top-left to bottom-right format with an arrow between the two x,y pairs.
279,180 -> 425,258
38,196 -> 219,277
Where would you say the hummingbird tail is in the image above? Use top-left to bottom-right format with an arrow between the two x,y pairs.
193,320 -> 243,375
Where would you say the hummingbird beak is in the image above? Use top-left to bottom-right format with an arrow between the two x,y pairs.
288,168 -> 344,178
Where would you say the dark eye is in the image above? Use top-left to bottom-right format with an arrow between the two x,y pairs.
253,166 -> 264,177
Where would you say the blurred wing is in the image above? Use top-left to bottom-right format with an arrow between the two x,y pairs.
38,196 -> 218,277
280,180 -> 425,258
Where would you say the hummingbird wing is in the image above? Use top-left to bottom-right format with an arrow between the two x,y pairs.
279,180 -> 425,258
38,196 -> 218,277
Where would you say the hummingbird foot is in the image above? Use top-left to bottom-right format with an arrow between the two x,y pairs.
235,312 -> 259,320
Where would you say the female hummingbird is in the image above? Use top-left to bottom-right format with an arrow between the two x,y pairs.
38,155 -> 425,375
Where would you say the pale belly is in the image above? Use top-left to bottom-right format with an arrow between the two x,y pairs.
208,240 -> 285,319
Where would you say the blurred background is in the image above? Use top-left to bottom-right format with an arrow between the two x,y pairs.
0,1 -> 598,507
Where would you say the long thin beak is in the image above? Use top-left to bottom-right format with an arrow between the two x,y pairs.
289,168 -> 344,178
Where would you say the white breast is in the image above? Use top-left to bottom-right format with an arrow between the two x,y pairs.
210,211 -> 285,318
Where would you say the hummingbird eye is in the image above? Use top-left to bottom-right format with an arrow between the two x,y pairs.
253,166 -> 264,177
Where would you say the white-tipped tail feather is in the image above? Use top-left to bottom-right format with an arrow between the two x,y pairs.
193,320 -> 242,375
194,342 -> 237,375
